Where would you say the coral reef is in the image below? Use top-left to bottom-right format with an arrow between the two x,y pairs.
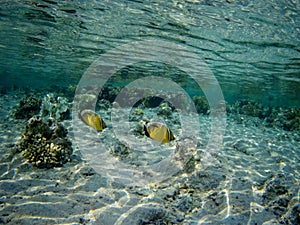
98,85 -> 121,103
129,108 -> 144,122
142,96 -> 164,108
229,100 -> 300,131
269,108 -> 300,131
229,100 -> 271,118
40,93 -> 70,121
192,95 -> 209,115
16,116 -> 72,168
158,102 -> 173,117
14,95 -> 41,119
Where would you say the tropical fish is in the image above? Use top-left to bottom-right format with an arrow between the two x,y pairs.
78,109 -> 106,131
144,122 -> 175,143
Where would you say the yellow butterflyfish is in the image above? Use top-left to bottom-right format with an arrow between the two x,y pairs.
78,109 -> 106,131
144,122 -> 175,143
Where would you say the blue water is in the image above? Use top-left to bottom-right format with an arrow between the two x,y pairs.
0,0 -> 299,107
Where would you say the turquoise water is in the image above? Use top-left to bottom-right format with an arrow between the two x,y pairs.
0,1 -> 300,225
0,0 -> 299,107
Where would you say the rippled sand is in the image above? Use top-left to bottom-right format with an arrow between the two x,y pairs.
0,91 -> 299,225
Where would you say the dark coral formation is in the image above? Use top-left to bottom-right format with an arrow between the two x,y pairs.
192,95 -> 209,115
98,85 -> 121,103
270,108 -> 300,131
229,100 -> 300,131
229,100 -> 268,118
14,95 -> 41,119
17,116 -> 72,168
91,84 -> 300,132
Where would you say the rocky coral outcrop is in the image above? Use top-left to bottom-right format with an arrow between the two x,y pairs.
14,95 -> 41,119
192,95 -> 209,115
40,93 -> 70,121
17,116 -> 72,168
229,100 -> 300,131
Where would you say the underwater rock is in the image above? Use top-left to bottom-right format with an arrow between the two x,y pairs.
133,120 -> 147,136
174,137 -> 197,172
14,95 -> 41,119
116,205 -> 182,225
229,99 -> 277,120
108,141 -> 131,160
197,191 -> 227,217
282,204 -> 300,225
0,196 -> 6,204
98,85 -> 121,103
158,102 -> 173,117
254,172 -> 299,223
129,108 -> 144,122
187,167 -> 226,192
132,108 -> 144,116
97,99 -> 112,111
173,194 -> 194,213
229,100 -> 300,131
16,116 -> 72,168
40,93 -> 70,121
230,100 -> 265,118
142,96 -> 164,108
274,108 -> 300,131
192,96 -> 209,115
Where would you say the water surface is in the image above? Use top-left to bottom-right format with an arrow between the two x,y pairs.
0,0 -> 299,106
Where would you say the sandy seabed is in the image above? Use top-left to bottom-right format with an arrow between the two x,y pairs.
0,91 -> 299,225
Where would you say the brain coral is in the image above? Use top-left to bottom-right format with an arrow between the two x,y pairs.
17,116 -> 72,168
